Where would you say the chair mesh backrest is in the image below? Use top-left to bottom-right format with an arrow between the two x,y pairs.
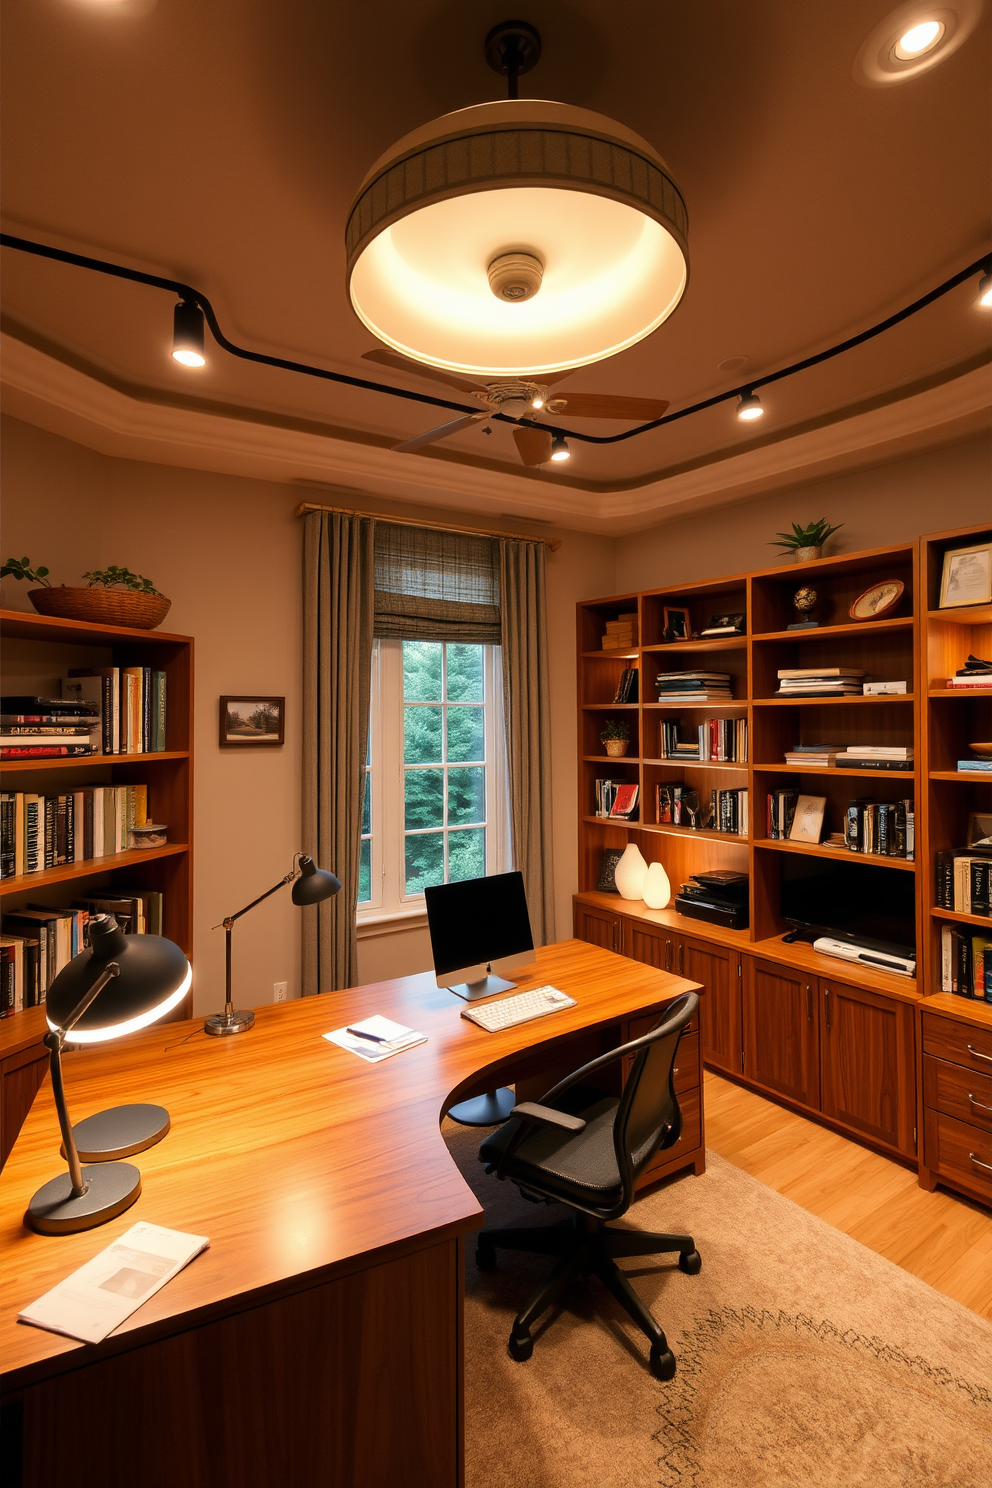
614,993 -> 696,1189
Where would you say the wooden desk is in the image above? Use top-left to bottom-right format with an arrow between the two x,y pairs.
0,940 -> 700,1488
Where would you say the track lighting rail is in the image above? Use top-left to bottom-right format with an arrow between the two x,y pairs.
1,231 -> 989,450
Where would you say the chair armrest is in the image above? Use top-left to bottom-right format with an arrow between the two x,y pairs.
512,1102 -> 587,1133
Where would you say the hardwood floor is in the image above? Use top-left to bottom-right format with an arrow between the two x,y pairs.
703,1070 -> 992,1322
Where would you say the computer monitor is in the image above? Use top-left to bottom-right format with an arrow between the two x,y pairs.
425,871 -> 535,1000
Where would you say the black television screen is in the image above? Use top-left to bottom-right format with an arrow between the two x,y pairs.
779,857 -> 915,952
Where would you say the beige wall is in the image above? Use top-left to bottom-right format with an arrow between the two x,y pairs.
614,435 -> 991,592
0,414 -> 616,1011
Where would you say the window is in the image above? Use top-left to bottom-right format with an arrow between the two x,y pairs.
359,639 -> 510,918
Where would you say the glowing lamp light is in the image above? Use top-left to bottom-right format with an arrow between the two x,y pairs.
894,20 -> 943,56
978,271 -> 992,309
550,434 -> 571,462
736,391 -> 764,422
345,99 -> 689,377
172,299 -> 206,367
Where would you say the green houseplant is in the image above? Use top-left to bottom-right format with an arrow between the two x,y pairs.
13,562 -> 172,630
769,519 -> 844,563
600,719 -> 631,757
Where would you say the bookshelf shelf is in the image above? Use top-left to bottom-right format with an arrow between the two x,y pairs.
753,837 -> 917,871
581,649 -> 640,660
1,750 -> 190,774
0,844 -> 189,896
641,822 -> 748,845
930,769 -> 992,781
581,702 -> 640,711
752,694 -> 914,706
931,906 -> 992,929
753,617 -> 914,643
582,755 -> 642,764
582,815 -> 641,828
754,762 -> 915,779
645,758 -> 748,771
642,637 -> 748,654
927,605 -> 992,626
644,700 -> 748,710
928,688 -> 992,698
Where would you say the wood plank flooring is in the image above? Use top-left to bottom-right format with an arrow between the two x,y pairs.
703,1071 -> 992,1321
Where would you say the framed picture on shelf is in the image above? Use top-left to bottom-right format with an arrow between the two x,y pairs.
662,606 -> 691,641
939,542 -> 992,609
967,812 -> 992,850
596,848 -> 625,893
788,794 -> 826,844
219,695 -> 285,747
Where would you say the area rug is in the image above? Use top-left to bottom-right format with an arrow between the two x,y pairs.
444,1128 -> 992,1488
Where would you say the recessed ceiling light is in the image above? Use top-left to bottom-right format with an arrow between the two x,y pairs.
854,2 -> 985,86
717,355 -> 750,375
894,19 -> 944,55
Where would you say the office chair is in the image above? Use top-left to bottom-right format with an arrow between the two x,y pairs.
475,991 -> 700,1380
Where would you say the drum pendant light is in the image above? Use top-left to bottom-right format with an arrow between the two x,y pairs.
345,24 -> 688,378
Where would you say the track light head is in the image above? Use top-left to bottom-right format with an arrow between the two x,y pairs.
979,270 -> 992,309
550,433 -> 571,462
736,390 -> 764,422
172,299 -> 206,367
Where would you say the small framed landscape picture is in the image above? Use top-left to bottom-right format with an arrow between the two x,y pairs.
939,542 -> 992,609
220,695 -> 285,747
662,606 -> 691,642
789,794 -> 827,844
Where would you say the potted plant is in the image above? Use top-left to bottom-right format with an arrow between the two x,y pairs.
600,719 -> 631,757
769,519 -> 844,563
2,558 -> 172,629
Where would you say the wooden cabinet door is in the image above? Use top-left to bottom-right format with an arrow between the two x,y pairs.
819,978 -> 916,1157
682,936 -> 742,1076
620,917 -> 678,972
742,957 -> 819,1109
573,901 -> 621,954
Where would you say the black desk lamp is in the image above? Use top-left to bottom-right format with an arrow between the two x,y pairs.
27,914 -> 192,1235
205,853 -> 341,1036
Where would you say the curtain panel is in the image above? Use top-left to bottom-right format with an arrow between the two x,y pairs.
302,510 -> 374,992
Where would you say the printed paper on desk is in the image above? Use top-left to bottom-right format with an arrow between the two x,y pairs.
324,1015 -> 427,1063
19,1221 -> 210,1345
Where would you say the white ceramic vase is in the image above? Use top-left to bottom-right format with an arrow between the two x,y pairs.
614,843 -> 647,901
642,860 -> 671,910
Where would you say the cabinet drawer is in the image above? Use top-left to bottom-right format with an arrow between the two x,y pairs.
921,1013 -> 992,1071
623,1031 -> 699,1095
923,1055 -> 992,1134
627,1006 -> 697,1041
924,1108 -> 992,1204
637,1085 -> 701,1186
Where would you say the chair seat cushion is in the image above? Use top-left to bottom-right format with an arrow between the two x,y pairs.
479,1091 -> 630,1208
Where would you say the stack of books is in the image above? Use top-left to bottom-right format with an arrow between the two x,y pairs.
1,697 -> 100,760
659,717 -> 747,761
594,780 -> 638,818
935,853 -> 992,916
0,784 -> 150,877
832,745 -> 913,770
654,671 -> 733,703
958,758 -> 992,773
940,924 -> 992,1001
62,665 -> 168,754
775,668 -> 866,697
783,743 -> 844,766
844,798 -> 914,857
601,614 -> 638,651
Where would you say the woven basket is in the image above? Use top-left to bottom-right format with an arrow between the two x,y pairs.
604,739 -> 629,757
28,586 -> 172,630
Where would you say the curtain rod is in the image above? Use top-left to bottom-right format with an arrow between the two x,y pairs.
294,501 -> 562,551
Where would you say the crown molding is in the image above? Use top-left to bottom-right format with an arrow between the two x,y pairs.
2,332 -> 988,535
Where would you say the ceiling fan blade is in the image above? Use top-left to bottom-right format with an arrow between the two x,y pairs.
392,412 -> 489,454
513,427 -> 554,466
553,393 -> 670,420
362,349 -> 486,395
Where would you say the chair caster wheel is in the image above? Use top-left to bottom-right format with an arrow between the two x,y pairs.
678,1248 -> 701,1275
508,1331 -> 533,1362
650,1345 -> 677,1381
476,1240 -> 497,1272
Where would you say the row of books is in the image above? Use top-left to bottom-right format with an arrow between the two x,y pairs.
611,667 -> 639,703
654,783 -> 748,834
654,671 -> 733,703
775,667 -> 865,698
593,780 -> 639,819
940,925 -> 992,1002
0,890 -> 163,1014
658,717 -> 747,762
934,853 -> 992,916
0,785 -> 150,877
782,744 -> 914,771
845,798 -> 915,857
709,788 -> 748,836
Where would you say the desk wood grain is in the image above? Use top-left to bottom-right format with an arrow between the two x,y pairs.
1,940 -> 697,1393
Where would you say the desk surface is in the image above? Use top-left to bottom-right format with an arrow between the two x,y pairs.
1,939 -> 696,1392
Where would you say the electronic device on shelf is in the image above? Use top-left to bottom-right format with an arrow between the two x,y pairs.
460,984 -> 576,1032
812,936 -> 916,978
675,870 -> 749,930
425,870 -> 536,1001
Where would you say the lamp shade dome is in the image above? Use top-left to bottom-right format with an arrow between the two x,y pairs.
46,916 -> 191,1043
291,855 -> 342,905
346,99 -> 688,377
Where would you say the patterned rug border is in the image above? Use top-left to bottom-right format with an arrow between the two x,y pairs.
651,1305 -> 992,1488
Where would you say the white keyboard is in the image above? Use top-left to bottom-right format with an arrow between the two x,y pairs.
460,984 -> 576,1032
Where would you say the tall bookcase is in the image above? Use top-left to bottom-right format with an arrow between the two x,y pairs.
0,609 -> 194,1163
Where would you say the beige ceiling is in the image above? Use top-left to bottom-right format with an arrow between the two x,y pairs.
1,0 -> 990,503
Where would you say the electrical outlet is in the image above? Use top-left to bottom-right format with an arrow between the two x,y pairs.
273,981 -> 288,1003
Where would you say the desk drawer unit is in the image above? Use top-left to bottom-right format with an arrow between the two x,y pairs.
921,1013 -> 992,1071
638,1086 -> 702,1188
921,1011 -> 992,1205
923,1057 -> 992,1134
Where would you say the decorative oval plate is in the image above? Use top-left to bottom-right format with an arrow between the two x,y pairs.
849,579 -> 904,621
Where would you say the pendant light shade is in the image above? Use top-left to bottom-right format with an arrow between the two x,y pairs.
614,842 -> 648,901
346,99 -> 688,377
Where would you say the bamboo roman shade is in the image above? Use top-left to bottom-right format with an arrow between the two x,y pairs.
373,523 -> 501,643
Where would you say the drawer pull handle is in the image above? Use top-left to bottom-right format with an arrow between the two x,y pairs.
968,1095 -> 992,1115
967,1044 -> 992,1065
969,1153 -> 992,1174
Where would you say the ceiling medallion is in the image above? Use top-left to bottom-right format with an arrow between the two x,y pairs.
345,21 -> 689,378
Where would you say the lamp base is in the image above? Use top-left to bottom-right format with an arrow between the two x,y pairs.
204,1009 -> 255,1036
25,1162 -> 141,1235
63,1104 -> 171,1163
447,1088 -> 516,1126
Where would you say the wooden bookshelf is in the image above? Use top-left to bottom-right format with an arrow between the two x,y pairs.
0,608 -> 194,1164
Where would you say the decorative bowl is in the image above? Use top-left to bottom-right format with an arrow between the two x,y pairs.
28,586 -> 172,630
969,742 -> 992,758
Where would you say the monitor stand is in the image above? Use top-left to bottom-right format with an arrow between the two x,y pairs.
446,969 -> 517,1002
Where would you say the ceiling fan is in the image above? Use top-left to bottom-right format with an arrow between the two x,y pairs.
362,349 -> 670,466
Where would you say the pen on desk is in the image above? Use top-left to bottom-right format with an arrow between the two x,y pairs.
346,1026 -> 391,1044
